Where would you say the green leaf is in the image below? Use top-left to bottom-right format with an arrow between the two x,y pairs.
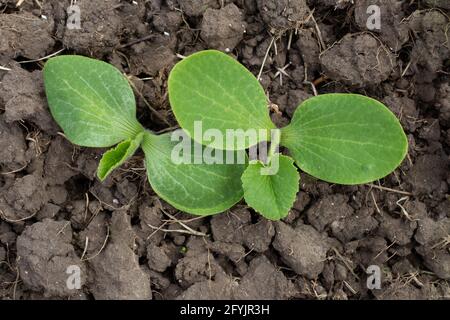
281,94 -> 408,185
97,132 -> 144,181
241,154 -> 300,220
168,50 -> 275,150
142,131 -> 246,215
44,55 -> 144,147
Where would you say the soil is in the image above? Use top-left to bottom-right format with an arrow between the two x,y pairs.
0,0 -> 449,300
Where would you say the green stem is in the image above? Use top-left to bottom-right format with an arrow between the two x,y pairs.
267,129 -> 281,162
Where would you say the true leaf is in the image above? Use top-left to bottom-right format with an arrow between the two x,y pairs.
142,131 -> 246,215
281,94 -> 408,184
168,50 -> 275,150
44,55 -> 144,147
97,132 -> 144,181
241,154 -> 300,220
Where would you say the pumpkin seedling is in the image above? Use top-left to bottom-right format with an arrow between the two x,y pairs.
43,51 -> 408,221
168,50 -> 408,220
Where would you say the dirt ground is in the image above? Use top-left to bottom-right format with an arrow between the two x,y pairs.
0,0 -> 449,300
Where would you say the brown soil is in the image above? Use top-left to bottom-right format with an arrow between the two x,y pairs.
0,0 -> 449,300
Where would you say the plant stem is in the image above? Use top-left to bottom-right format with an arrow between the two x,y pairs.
267,129 -> 281,162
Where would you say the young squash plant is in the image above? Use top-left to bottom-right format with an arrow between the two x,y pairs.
43,56 -> 246,215
43,51 -> 408,221
168,50 -> 408,220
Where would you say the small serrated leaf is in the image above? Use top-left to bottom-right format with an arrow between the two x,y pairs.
97,133 -> 143,181
241,154 -> 300,220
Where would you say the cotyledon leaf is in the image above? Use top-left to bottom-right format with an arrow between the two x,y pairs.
141,131 -> 247,215
241,154 -> 300,220
281,94 -> 408,185
97,132 -> 144,181
44,55 -> 144,147
168,50 -> 275,150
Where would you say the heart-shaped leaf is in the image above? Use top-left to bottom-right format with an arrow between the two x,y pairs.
142,131 -> 246,215
168,50 -> 275,150
241,154 -> 300,220
97,132 -> 144,181
44,55 -> 143,147
281,94 -> 408,184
